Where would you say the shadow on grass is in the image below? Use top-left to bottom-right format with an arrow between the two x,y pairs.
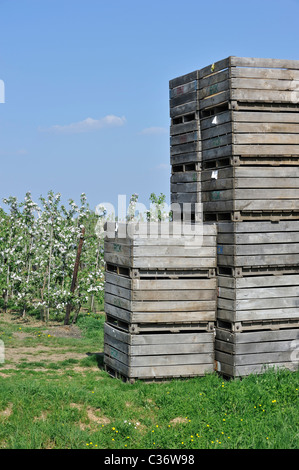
86,352 -> 104,369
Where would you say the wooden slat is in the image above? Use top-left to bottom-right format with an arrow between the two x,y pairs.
230,56 -> 299,70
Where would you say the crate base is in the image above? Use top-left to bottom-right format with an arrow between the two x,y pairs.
215,327 -> 299,377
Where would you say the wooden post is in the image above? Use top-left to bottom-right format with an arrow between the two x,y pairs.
64,226 -> 85,325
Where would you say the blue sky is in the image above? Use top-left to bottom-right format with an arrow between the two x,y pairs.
0,0 -> 299,214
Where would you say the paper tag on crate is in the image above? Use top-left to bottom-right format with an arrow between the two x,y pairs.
211,170 -> 218,179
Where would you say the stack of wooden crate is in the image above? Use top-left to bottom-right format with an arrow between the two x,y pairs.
103,222 -> 217,382
170,56 -> 299,377
169,72 -> 201,216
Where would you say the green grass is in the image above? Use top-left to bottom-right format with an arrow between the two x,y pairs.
0,311 -> 298,449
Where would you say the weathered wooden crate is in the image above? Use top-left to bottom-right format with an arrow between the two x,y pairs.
201,166 -> 299,221
104,322 -> 215,381
104,271 -> 217,328
170,166 -> 201,207
200,108 -> 299,163
216,220 -> 299,272
217,274 -> 299,325
104,222 -> 217,270
198,56 -> 299,112
215,326 -> 299,377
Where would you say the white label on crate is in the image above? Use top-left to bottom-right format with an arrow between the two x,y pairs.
212,116 -> 218,125
211,170 -> 218,179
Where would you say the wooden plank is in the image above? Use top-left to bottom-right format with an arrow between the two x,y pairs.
169,71 -> 198,89
234,133 -> 299,145
233,110 -> 299,123
201,122 -> 232,140
171,192 -> 201,204
215,327 -> 299,344
170,141 -> 201,156
170,101 -> 198,118
215,360 -> 298,378
170,131 -> 199,146
170,80 -> 197,98
131,311 -> 216,323
202,134 -> 233,150
219,285 -> 299,300
170,152 -> 201,165
217,307 -> 299,323
203,188 -> 299,200
171,172 -> 201,183
215,338 -> 295,355
218,220 -> 299,233
231,66 -> 299,80
170,120 -> 199,136
198,57 -> 230,79
170,91 -> 198,108
230,56 -> 299,70
199,79 -> 229,100
231,88 -> 299,103
231,77 -> 299,91
218,274 -> 299,290
200,110 -> 232,130
199,69 -> 230,89
132,289 -> 216,301
234,122 -> 299,134
199,90 -> 230,110
171,182 -> 201,193
104,355 -> 214,379
133,278 -> 217,291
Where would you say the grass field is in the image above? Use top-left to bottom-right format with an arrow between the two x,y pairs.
0,311 -> 298,450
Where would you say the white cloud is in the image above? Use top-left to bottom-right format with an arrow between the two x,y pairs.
139,126 -> 168,135
40,115 -> 126,134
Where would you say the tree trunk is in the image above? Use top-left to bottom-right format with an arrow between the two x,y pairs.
64,226 -> 85,325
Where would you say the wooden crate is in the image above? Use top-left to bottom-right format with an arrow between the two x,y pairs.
104,222 -> 217,270
104,271 -> 217,327
104,322 -> 214,381
200,109 -> 299,163
217,274 -> 299,324
198,56 -> 299,112
201,166 -> 299,221
215,326 -> 299,377
216,220 -> 299,271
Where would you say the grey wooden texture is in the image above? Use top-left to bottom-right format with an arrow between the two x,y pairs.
169,71 -> 198,89
217,220 -> 299,233
105,292 -> 216,312
199,78 -> 299,101
217,273 -> 299,323
170,141 -> 201,156
170,152 -> 201,165
217,307 -> 299,323
105,283 -> 216,302
170,80 -> 197,99
233,110 -> 299,123
171,192 -> 201,204
171,182 -> 201,193
215,338 -> 296,355
171,171 -> 201,183
105,335 -> 214,358
105,303 -> 216,324
104,275 -> 216,292
218,273 -> 299,289
215,327 -> 299,344
170,131 -> 199,146
215,349 -> 295,366
233,144 -> 299,156
170,91 -> 198,108
104,355 -> 214,379
170,120 -> 199,136
215,360 -> 298,377
230,56 -> 299,70
104,323 -> 214,345
170,101 -> 198,118
104,326 -> 214,356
